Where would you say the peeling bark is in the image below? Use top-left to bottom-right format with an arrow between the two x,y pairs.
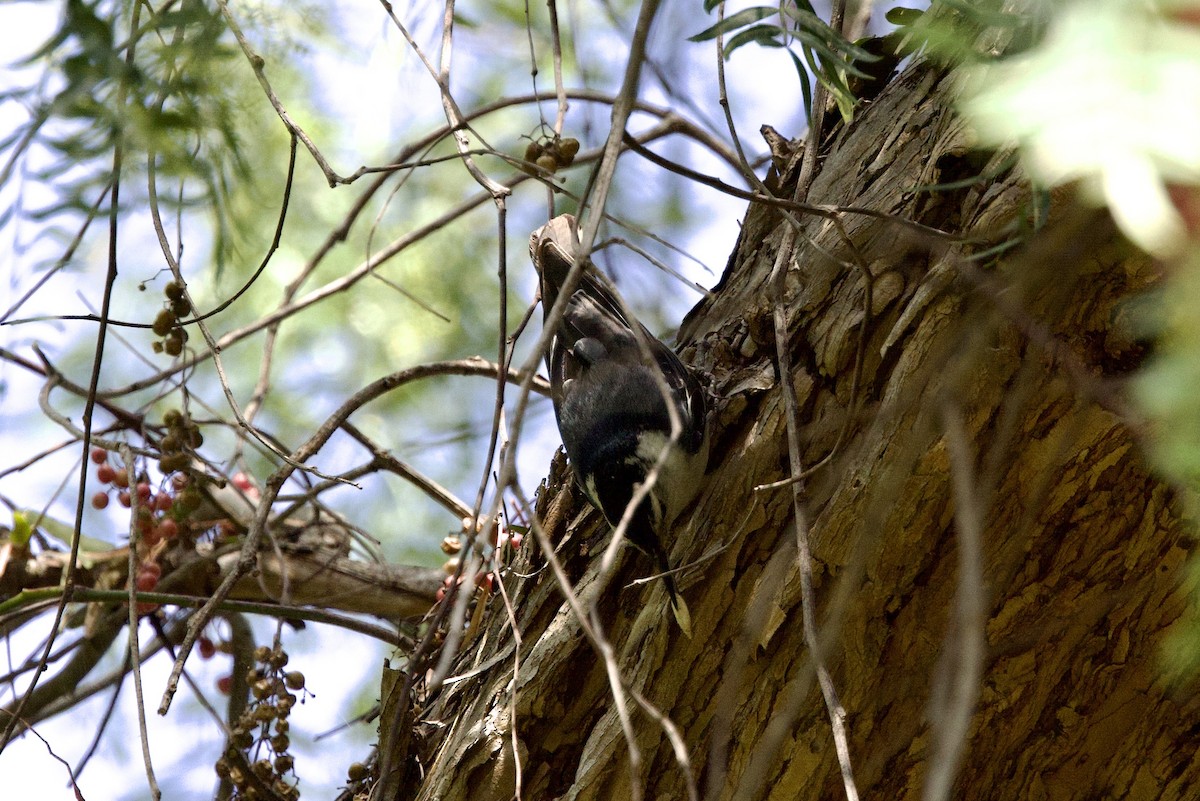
407,57 -> 1195,801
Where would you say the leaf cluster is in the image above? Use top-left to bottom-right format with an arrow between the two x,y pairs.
2,0 -> 247,258
689,1 -> 883,121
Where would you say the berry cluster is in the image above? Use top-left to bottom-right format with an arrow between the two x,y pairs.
89,428 -> 205,615
151,281 -> 192,356
434,517 -> 524,603
215,645 -> 307,801
90,445 -> 199,546
522,134 -> 580,175
157,407 -> 203,475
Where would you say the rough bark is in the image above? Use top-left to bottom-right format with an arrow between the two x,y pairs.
405,57 -> 1195,801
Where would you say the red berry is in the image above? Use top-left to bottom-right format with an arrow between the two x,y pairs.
97,464 -> 116,484
156,519 -> 179,540
118,491 -> 131,508
198,636 -> 217,660
136,482 -> 152,502
232,472 -> 253,491
135,571 -> 159,592
510,532 -> 524,549
140,560 -> 162,579
435,587 -> 446,602
216,675 -> 233,694
90,447 -> 108,464
114,469 -> 130,489
92,492 -> 109,510
153,493 -> 173,512
171,473 -> 188,490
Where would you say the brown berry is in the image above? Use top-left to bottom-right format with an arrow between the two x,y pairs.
97,464 -> 116,484
164,281 -> 185,301
536,154 -> 558,173
558,137 -> 580,164
284,671 -> 304,690
90,447 -> 108,464
160,453 -> 189,473
177,489 -> 202,514
92,492 -> 109,510
152,309 -> 175,337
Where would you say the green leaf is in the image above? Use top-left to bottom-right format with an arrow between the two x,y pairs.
16,509 -> 93,547
689,7 -> 775,42
724,25 -> 786,57
886,6 -> 925,26
780,6 -> 879,63
788,48 -> 815,121
10,512 -> 32,549
939,0 -> 1024,28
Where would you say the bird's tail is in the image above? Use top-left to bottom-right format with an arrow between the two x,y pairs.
659,556 -> 693,638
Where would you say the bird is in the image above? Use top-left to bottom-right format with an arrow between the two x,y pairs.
529,214 -> 708,636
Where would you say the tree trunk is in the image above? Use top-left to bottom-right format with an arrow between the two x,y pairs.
403,56 -> 1196,801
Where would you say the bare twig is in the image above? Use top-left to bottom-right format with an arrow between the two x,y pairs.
215,0 -> 342,185
121,444 -> 161,799
924,402 -> 987,801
